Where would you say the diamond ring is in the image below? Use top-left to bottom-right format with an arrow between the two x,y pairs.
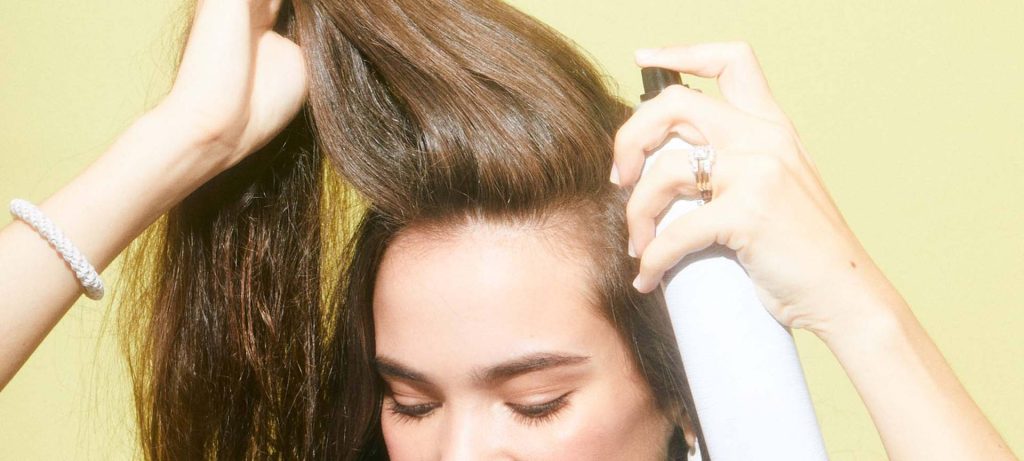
689,144 -> 716,203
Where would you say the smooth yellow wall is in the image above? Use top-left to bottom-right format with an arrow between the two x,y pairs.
1,1 -> 1021,459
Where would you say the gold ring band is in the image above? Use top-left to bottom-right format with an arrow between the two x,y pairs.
690,145 -> 715,203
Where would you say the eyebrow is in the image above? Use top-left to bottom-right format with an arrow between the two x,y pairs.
374,353 -> 591,386
375,357 -> 431,384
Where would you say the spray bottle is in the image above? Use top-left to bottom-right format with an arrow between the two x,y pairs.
637,67 -> 829,460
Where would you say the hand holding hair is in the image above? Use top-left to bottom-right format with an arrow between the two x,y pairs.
160,0 -> 307,172
0,0 -> 306,390
614,41 -> 1016,460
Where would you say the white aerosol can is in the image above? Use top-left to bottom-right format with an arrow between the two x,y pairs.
637,67 -> 828,461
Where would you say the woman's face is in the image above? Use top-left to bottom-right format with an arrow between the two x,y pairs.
373,222 -> 675,460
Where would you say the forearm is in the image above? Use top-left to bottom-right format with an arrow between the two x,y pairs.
816,265 -> 1017,460
0,107 -> 219,390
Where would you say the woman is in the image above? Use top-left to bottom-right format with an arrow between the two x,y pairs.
0,0 -> 1015,460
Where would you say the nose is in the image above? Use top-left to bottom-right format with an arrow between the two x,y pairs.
438,405 -> 501,461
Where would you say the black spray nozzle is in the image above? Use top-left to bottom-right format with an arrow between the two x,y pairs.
640,67 -> 684,101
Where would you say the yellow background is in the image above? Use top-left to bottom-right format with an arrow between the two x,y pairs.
1,1 -> 1021,459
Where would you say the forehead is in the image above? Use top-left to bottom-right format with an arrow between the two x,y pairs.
372,223 -> 609,372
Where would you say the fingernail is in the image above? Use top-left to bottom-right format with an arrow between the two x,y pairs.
609,164 -> 620,185
635,48 -> 658,62
628,239 -> 637,258
632,275 -> 645,292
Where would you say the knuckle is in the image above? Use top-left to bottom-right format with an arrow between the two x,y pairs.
613,126 -> 640,162
759,152 -> 787,178
625,190 -> 660,229
763,123 -> 797,151
746,152 -> 787,189
730,40 -> 756,59
625,193 -> 645,223
642,150 -> 689,197
612,125 -> 630,152
659,83 -> 690,103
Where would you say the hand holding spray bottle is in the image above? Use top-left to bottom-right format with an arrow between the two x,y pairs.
635,67 -> 829,461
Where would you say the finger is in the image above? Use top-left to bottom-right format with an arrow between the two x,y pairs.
635,41 -> 788,125
608,116 -> 706,185
611,120 -> 703,184
613,84 -> 744,187
632,198 -> 732,293
625,148 -> 702,257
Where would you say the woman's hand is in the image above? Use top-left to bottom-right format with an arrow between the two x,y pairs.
616,41 -> 887,340
157,0 -> 307,172
0,0 -> 308,390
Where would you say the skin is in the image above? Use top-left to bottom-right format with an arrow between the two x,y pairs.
373,223 -> 678,460
0,0 -> 301,390
617,43 -> 1016,459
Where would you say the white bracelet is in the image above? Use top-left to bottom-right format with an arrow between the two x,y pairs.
9,198 -> 105,300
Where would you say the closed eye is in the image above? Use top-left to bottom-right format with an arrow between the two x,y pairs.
385,395 -> 441,423
506,390 -> 574,425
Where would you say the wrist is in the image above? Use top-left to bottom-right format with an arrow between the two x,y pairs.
139,101 -> 239,175
807,262 -> 911,353
92,106 -> 230,212
132,104 -> 233,179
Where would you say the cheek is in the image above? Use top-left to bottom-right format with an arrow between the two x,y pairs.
381,409 -> 434,460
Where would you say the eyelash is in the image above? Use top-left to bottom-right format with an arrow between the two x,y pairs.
385,399 -> 440,425
506,391 -> 573,426
384,391 -> 574,426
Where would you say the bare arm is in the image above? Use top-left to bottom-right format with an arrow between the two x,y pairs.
817,263 -> 1017,460
621,43 -> 1017,460
0,0 -> 305,391
0,108 -> 220,390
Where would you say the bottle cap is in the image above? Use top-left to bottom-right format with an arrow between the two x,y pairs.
640,67 -> 683,101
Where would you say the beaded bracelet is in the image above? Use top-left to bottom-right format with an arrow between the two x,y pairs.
8,198 -> 105,300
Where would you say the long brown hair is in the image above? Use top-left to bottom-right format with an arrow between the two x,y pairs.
117,0 -> 704,459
